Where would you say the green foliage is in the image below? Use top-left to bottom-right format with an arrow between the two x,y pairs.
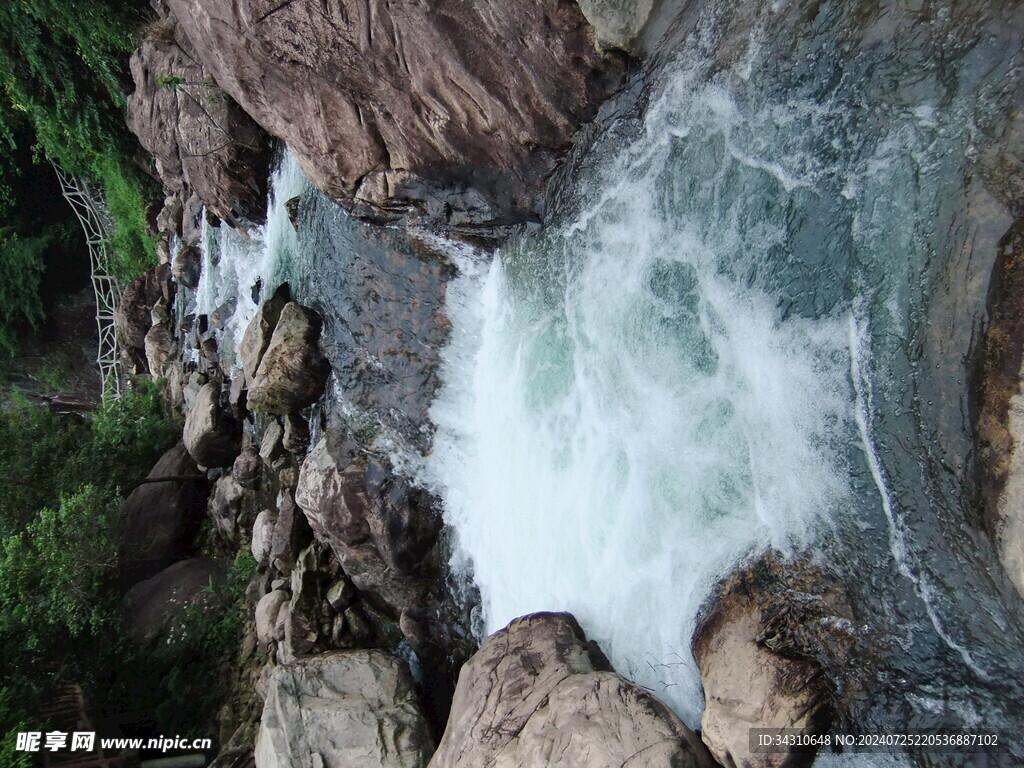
0,688 -> 32,768
0,228 -> 48,356
0,392 -> 87,537
0,0 -> 157,281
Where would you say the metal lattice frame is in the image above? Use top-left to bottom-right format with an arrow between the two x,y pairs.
53,165 -> 125,399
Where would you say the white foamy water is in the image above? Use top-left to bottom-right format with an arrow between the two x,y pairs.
422,62 -> 861,725
193,150 -> 310,369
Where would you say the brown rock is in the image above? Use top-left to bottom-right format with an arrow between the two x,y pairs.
126,16 -> 269,225
144,298 -> 176,379
247,303 -> 330,415
184,382 -> 242,468
239,283 -> 290,385
116,264 -> 169,373
282,412 -> 310,455
119,442 -> 208,583
232,446 -> 264,490
692,555 -> 853,768
294,433 -> 442,617
166,0 -> 625,223
430,612 -> 709,768
172,243 -> 202,289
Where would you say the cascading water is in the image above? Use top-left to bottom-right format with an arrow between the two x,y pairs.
183,0 -> 1024,762
420,0 -> 1024,759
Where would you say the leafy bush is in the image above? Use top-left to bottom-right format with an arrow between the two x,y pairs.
0,228 -> 49,356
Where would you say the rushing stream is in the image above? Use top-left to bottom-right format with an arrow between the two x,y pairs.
192,0 -> 1024,763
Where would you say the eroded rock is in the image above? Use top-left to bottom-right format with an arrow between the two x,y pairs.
430,612 -> 709,768
166,0 -> 625,223
255,650 -> 433,768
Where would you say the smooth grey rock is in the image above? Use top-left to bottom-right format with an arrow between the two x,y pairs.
254,588 -> 289,649
251,509 -> 275,565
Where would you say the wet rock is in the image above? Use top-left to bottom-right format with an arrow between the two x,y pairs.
124,558 -> 224,644
431,612 -> 709,768
126,16 -> 269,225
294,432 -> 442,619
247,303 -> 331,415
172,243 -> 202,289
233,446 -> 264,490
144,298 -> 176,379
240,284 -> 291,385
119,442 -> 208,583
692,555 -> 853,768
251,509 -> 275,565
228,375 -> 247,419
255,650 -> 433,768
254,588 -> 288,649
116,264 -> 169,373
166,0 -> 624,223
184,382 -> 242,468
282,412 -> 310,455
284,196 -> 301,231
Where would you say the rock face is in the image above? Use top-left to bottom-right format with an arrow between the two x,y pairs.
184,382 -> 243,467
255,650 -> 433,768
975,215 -> 1024,597
692,556 -> 854,768
116,264 -> 170,373
119,442 -> 208,583
124,558 -> 223,643
247,303 -> 331,415
165,0 -> 625,222
430,612 -> 709,768
294,431 -> 442,619
126,16 -> 269,225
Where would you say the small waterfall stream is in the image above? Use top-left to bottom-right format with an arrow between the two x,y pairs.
190,0 -> 1024,763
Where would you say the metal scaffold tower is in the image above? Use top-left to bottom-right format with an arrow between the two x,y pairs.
53,165 -> 126,399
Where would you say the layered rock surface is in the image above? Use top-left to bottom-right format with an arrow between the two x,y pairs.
255,650 -> 433,768
127,16 -> 269,225
165,0 -> 625,222
430,612 -> 711,768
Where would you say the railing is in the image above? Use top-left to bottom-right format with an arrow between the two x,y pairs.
53,166 -> 126,399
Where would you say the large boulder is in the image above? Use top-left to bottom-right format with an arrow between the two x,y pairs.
184,382 -> 243,468
576,0 -> 661,52
294,432 -> 442,618
119,442 -> 208,583
165,0 -> 625,223
692,556 -> 853,768
126,16 -> 269,225
430,612 -> 710,768
246,303 -> 331,415
255,650 -> 433,768
124,558 -> 224,643
239,284 -> 291,386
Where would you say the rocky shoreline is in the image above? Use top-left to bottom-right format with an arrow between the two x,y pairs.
105,1 -> 1024,767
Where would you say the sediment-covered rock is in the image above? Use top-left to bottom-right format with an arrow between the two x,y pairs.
119,441 -> 208,583
693,555 -> 854,768
255,650 -> 433,768
246,303 -> 330,415
184,382 -> 243,468
126,16 -> 269,225
430,612 -> 709,768
165,0 -> 625,223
